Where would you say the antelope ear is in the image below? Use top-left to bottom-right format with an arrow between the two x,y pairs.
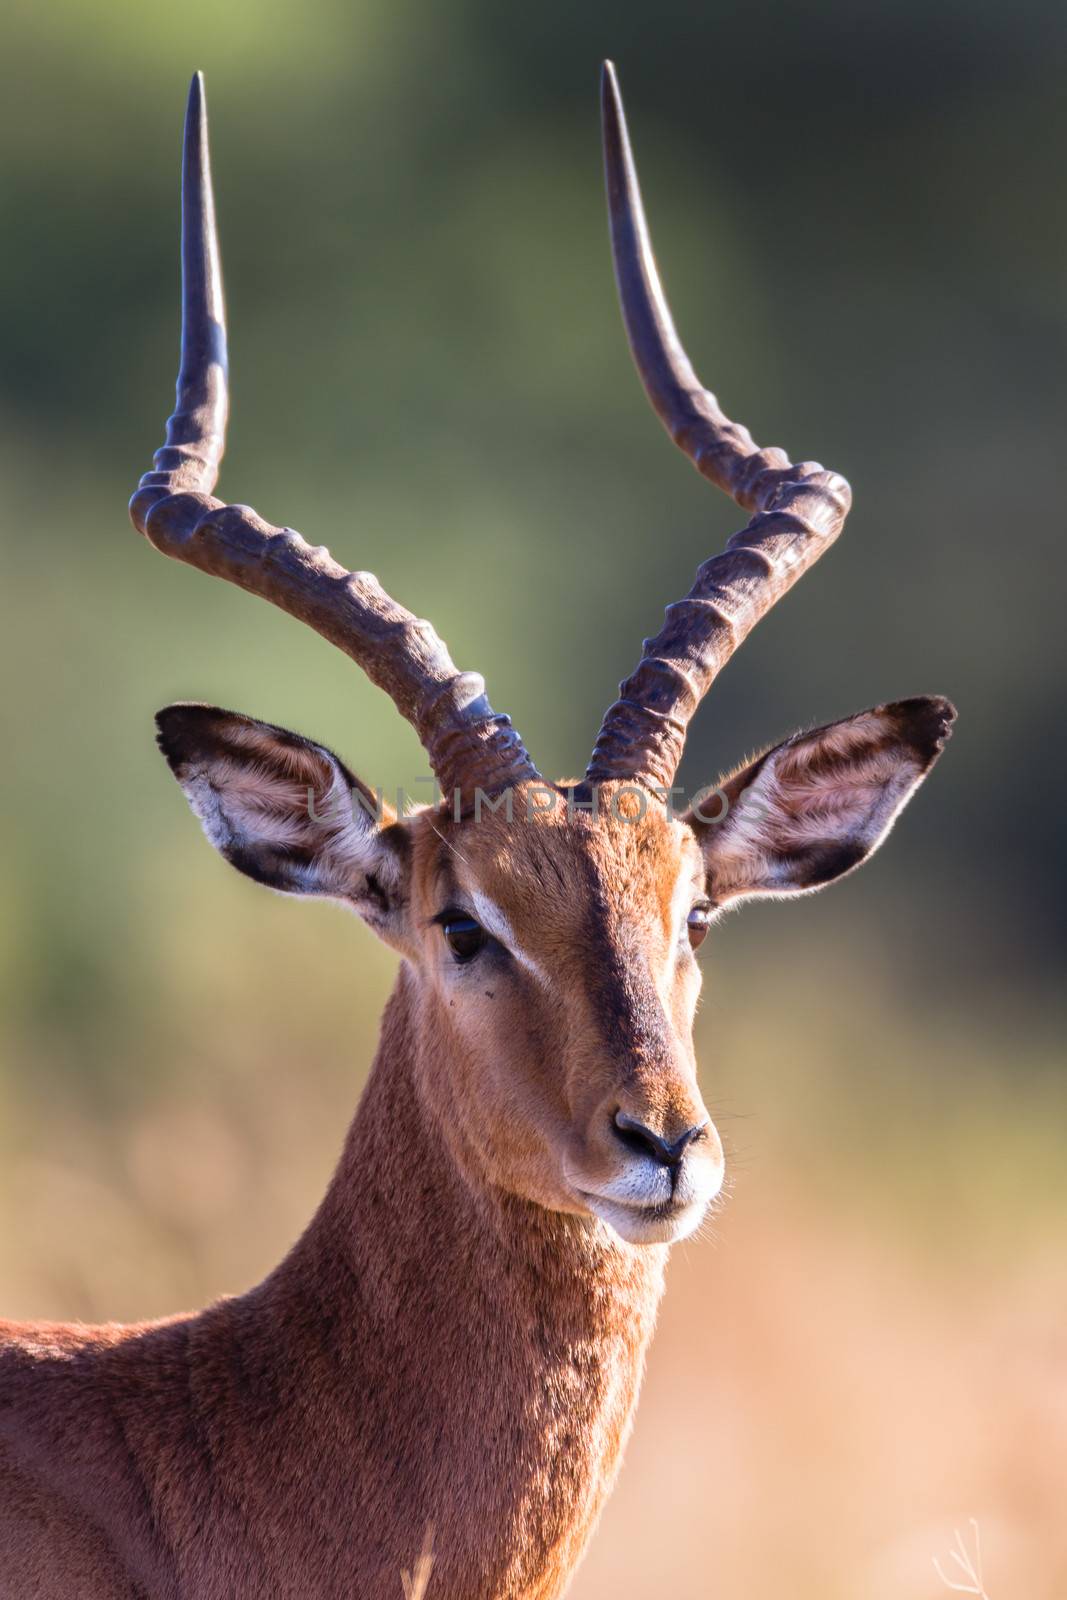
683,696 -> 955,905
155,703 -> 409,934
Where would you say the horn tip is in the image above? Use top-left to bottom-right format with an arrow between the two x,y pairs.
600,59 -> 626,151
182,72 -> 214,202
185,71 -> 207,126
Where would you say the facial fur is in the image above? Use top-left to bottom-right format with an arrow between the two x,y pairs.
156,695 -> 954,1248
400,790 -> 723,1246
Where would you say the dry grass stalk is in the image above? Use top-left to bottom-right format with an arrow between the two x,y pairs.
401,1523 -> 435,1599
932,1518 -> 990,1597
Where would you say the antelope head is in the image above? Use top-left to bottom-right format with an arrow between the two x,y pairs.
134,68 -> 954,1248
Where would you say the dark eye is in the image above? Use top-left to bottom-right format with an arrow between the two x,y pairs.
687,903 -> 712,951
442,916 -> 487,964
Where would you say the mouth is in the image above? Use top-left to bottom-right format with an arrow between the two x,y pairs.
577,1189 -> 709,1246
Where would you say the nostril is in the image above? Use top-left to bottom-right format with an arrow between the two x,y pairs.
613,1110 -> 707,1167
612,1111 -> 662,1161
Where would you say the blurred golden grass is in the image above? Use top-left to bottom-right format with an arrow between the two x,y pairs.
575,1170 -> 1065,1598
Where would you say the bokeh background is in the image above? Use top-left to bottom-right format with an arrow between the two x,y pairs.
1,0 -> 1065,1594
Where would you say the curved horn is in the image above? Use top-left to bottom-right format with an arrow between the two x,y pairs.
134,70 -> 227,499
586,62 -> 852,792
130,73 -> 538,805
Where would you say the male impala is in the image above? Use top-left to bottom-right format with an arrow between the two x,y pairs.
0,64 -> 954,1599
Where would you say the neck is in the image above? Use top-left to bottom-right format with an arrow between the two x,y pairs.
258,966 -> 668,1596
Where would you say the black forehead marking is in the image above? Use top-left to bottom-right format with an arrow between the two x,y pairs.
579,854 -> 675,1068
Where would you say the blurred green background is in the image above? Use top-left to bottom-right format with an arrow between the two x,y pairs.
1,0 -> 1065,1594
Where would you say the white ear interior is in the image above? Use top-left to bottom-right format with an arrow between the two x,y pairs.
161,708 -> 402,905
706,711 -> 933,901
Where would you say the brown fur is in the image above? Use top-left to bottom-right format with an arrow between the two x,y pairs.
0,792 -> 706,1599
0,695 -> 952,1597
0,1004 -> 663,1598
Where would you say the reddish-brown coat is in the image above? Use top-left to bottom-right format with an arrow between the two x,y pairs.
0,969 -> 665,1600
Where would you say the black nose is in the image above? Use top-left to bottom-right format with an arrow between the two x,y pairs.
613,1110 -> 706,1167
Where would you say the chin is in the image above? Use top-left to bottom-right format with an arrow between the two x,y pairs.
586,1194 -> 709,1246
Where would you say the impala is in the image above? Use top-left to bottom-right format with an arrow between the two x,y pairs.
0,64 -> 954,1600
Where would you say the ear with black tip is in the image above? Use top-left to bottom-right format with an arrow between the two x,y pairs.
683,696 -> 955,906
155,703 -> 409,936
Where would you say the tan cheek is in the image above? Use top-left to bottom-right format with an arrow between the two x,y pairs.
442,970 -> 557,1091
452,982 -> 580,1193
421,988 -> 506,1148
669,948 -> 702,1028
651,920 -> 696,1009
